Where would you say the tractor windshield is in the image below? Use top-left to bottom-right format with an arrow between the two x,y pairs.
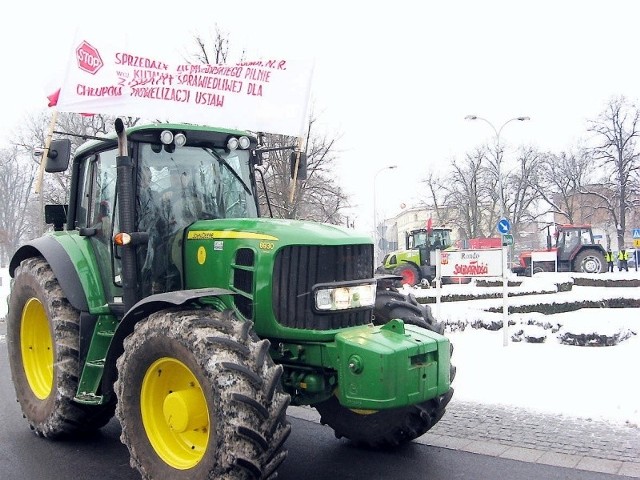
136,143 -> 257,230
409,229 -> 452,249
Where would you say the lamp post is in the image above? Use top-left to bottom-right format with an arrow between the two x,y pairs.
465,115 -> 530,346
373,165 -> 397,265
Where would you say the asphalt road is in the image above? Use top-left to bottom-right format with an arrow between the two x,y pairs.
0,321 -> 633,480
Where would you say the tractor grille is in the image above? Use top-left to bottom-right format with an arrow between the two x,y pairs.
272,244 -> 374,330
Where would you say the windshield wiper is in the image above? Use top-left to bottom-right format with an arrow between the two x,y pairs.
204,148 -> 252,195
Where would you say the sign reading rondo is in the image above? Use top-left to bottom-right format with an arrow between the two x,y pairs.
439,248 -> 502,277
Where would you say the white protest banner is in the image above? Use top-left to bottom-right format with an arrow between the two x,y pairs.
54,32 -> 314,136
439,248 -> 503,277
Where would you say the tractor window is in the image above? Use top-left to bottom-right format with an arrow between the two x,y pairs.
88,151 -> 118,242
580,229 -> 593,244
136,143 -> 257,296
137,143 -> 257,225
410,232 -> 427,249
75,157 -> 93,228
90,150 -> 119,293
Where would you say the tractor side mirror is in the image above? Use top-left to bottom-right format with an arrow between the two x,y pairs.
289,151 -> 307,180
45,204 -> 68,231
45,139 -> 71,173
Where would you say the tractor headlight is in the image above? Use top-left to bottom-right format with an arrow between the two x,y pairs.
314,282 -> 376,312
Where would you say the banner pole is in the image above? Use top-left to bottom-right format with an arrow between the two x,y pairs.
288,136 -> 303,204
34,110 -> 58,195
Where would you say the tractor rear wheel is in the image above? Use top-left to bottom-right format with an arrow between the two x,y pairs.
574,249 -> 606,274
392,263 -> 421,287
115,308 -> 291,480
315,288 -> 454,448
7,257 -> 114,438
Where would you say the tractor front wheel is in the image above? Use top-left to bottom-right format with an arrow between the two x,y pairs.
7,257 -> 114,438
115,308 -> 291,480
392,264 -> 421,287
315,390 -> 453,448
315,288 -> 455,448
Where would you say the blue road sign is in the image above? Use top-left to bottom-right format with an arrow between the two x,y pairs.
633,228 -> 640,239
497,218 -> 511,235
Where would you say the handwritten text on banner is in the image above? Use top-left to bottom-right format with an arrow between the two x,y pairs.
56,36 -> 314,136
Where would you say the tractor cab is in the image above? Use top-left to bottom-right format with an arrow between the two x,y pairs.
407,227 -> 452,266
553,225 -> 596,263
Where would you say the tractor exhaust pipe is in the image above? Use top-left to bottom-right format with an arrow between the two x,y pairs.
115,118 -> 139,311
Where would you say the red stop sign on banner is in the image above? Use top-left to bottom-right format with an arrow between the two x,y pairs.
75,41 -> 103,75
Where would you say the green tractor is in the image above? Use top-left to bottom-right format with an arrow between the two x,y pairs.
7,119 -> 454,479
378,227 -> 454,286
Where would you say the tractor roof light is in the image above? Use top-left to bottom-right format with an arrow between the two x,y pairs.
174,132 -> 187,147
238,136 -> 251,149
160,130 -> 174,145
227,137 -> 239,150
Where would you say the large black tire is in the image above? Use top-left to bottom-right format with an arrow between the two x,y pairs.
115,308 -> 291,480
7,257 -> 115,438
574,249 -> 606,274
315,389 -> 453,449
315,287 -> 454,449
373,289 -> 444,334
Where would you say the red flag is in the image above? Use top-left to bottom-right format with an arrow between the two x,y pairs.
47,88 -> 61,107
426,217 -> 433,233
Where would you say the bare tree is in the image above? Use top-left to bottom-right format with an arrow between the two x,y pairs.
529,148 -> 595,223
9,111 -> 140,238
503,146 -> 544,236
0,147 -> 38,264
421,147 -> 496,239
585,95 -> 640,249
256,117 -> 348,223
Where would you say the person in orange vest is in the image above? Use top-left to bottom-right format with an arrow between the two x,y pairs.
618,248 -> 630,272
605,248 -> 615,272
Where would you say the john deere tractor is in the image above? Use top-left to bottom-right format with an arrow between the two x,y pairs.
7,119 -> 454,480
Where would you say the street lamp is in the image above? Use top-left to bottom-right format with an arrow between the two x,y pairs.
373,165 -> 397,265
465,115 -> 530,346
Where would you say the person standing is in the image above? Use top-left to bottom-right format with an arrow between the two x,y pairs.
618,248 -> 629,272
605,248 -> 615,272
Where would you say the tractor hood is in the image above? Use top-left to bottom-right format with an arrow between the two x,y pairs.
183,217 -> 375,341
186,217 -> 373,246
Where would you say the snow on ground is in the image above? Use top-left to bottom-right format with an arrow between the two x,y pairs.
1,267 -> 639,426
404,270 -> 640,427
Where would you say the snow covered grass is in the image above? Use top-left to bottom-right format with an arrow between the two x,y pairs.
402,271 -> 640,426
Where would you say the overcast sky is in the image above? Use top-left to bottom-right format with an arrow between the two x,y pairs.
4,0 -> 640,234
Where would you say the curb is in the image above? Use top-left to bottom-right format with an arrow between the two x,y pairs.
286,405 -> 640,478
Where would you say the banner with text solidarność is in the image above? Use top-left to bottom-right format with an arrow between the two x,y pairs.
439,248 -> 503,277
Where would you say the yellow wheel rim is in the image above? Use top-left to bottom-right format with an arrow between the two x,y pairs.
141,357 -> 210,469
20,298 -> 54,400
